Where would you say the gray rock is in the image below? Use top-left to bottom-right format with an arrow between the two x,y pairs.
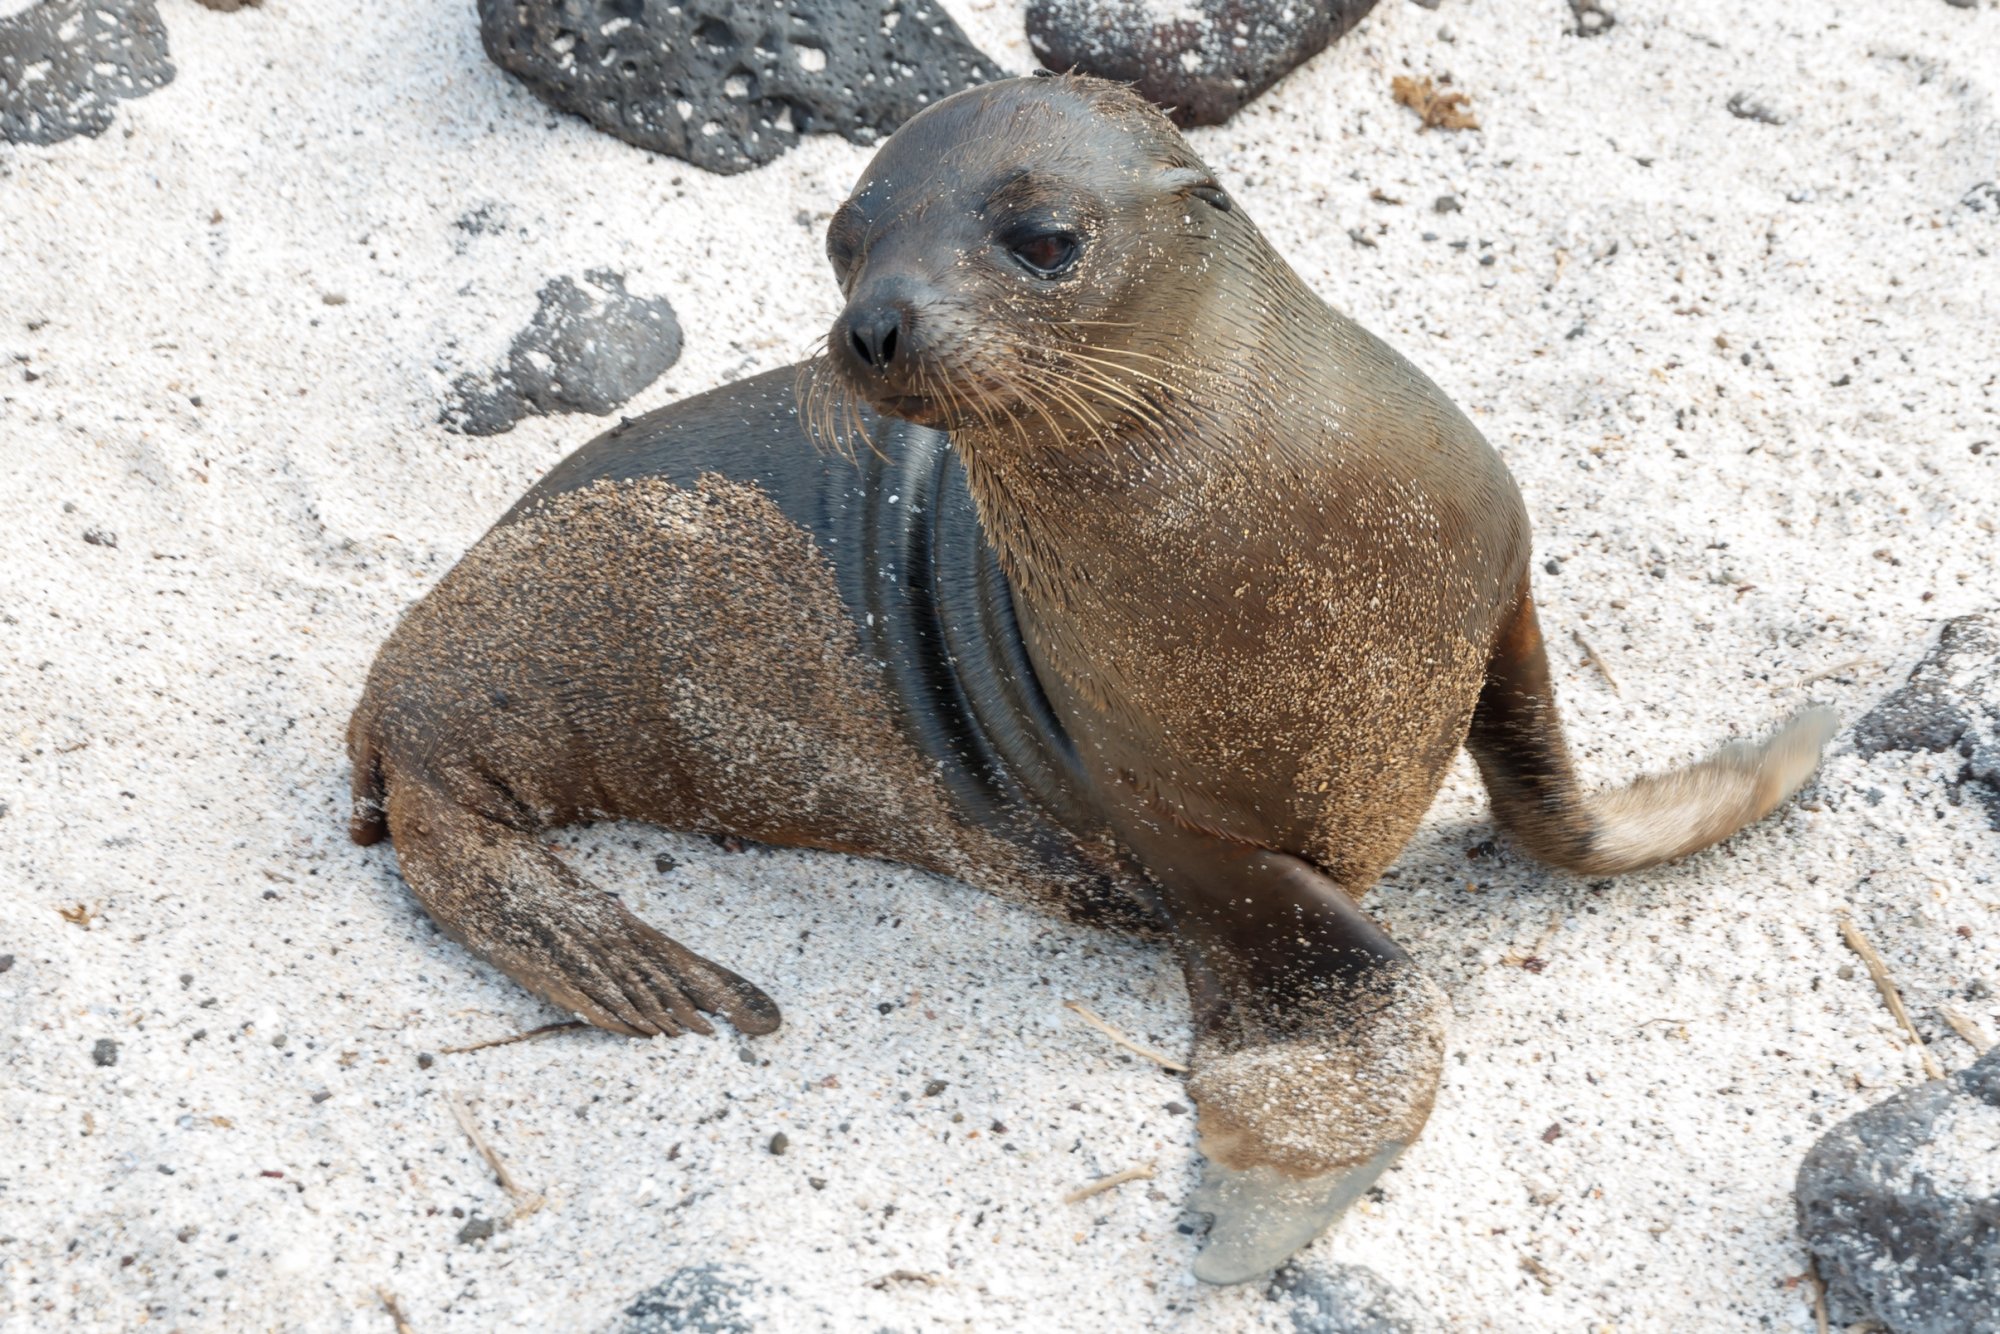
608,1265 -> 759,1334
1567,0 -> 1616,38
1,0 -> 175,146
1852,614 -> 2000,828
443,270 -> 682,436
476,0 -> 1001,175
1268,1261 -> 1426,1333
1797,1046 -> 2000,1333
1026,0 -> 1379,128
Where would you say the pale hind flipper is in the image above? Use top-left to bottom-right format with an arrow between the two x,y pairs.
1467,583 -> 1836,875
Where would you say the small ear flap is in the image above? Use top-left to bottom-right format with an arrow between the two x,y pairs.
1160,165 -> 1232,212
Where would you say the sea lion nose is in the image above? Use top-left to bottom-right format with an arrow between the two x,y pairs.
845,304 -> 903,372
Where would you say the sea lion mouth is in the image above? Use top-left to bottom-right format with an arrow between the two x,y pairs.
874,392 -> 943,426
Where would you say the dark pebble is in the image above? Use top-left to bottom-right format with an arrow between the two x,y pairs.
1434,194 -> 1462,213
923,1080 -> 948,1097
654,854 -> 678,874
1544,557 -> 1562,575
417,1052 -> 435,1069
83,528 -> 117,548
809,1177 -> 827,1190
310,1090 -> 331,1104
92,1038 -> 119,1067
768,1132 -> 789,1155
1568,0 -> 1615,37
457,1214 -> 497,1243
0,954 -> 14,973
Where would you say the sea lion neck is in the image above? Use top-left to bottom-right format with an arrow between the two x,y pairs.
945,216 -> 1330,634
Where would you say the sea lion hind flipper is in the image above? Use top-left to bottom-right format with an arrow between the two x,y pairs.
1467,586 -> 1837,875
377,769 -> 781,1039
1107,811 -> 1448,1283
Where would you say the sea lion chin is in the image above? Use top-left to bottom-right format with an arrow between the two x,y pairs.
348,74 -> 1836,1284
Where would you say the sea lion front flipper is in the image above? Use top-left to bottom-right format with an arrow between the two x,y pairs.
1106,810 -> 1448,1284
374,769 -> 782,1040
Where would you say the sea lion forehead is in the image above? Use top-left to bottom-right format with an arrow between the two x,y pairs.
837,76 -> 1175,225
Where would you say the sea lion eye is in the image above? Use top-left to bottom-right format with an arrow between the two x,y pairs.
1009,231 -> 1079,277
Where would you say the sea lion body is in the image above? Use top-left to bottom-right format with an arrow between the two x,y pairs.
351,370 -> 1152,932
348,76 -> 1835,1283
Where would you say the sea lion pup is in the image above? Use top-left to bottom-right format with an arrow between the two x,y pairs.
347,75 -> 1836,1283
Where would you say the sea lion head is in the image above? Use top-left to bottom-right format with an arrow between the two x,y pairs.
806,74 -> 1237,442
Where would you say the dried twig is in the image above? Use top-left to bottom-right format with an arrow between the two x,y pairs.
378,1288 -> 415,1334
1571,628 -> 1621,695
1939,1003 -> 1995,1055
447,1090 -> 545,1218
438,1021 -> 586,1056
1064,1162 -> 1156,1204
1781,655 -> 1873,691
1062,1000 -> 1187,1073
1838,913 -> 1944,1081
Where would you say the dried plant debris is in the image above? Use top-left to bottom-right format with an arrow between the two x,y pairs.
0,0 -> 174,146
477,0 -> 1001,174
1392,75 -> 1479,132
1026,0 -> 1380,129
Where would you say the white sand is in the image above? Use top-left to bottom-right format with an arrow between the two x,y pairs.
3,0 -> 1998,1329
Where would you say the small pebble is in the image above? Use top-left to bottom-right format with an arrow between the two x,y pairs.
1434,194 -> 1462,213
82,528 -> 117,548
768,1132 -> 789,1155
457,1215 -> 497,1243
923,1079 -> 948,1097
417,1052 -> 435,1070
92,1039 -> 119,1067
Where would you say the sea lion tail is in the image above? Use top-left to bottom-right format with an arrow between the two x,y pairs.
1466,585 -> 1837,875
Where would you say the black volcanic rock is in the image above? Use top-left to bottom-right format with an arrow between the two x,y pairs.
1026,0 -> 1378,128
443,270 -> 682,436
476,0 -> 1003,175
608,1266 -> 760,1333
1853,613 -> 2000,828
1268,1261 -> 1425,1333
1797,1047 -> 2000,1333
0,0 -> 175,146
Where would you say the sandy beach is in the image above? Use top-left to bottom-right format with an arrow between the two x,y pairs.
3,0 -> 1998,1328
